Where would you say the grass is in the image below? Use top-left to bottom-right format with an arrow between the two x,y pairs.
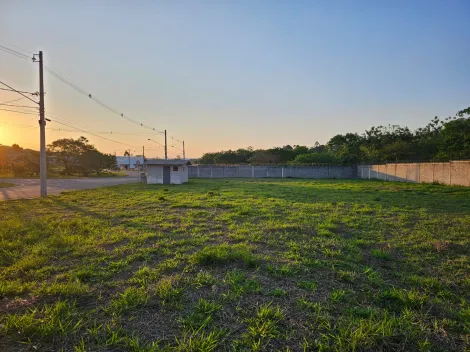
0,178 -> 469,351
0,182 -> 14,188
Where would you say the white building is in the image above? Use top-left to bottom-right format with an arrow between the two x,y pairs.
145,159 -> 190,184
116,156 -> 144,170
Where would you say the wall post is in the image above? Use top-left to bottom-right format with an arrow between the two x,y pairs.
252,166 -> 254,178
210,165 -> 213,179
282,167 -> 284,178
449,162 -> 452,185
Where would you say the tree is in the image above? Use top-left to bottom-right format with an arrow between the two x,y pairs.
47,136 -> 94,175
435,117 -> 470,160
290,152 -> 339,165
77,150 -> 116,176
194,107 -> 470,165
327,133 -> 364,164
12,144 -> 22,151
248,150 -> 280,164
124,150 -> 130,156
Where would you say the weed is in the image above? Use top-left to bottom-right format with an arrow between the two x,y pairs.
154,277 -> 184,305
193,271 -> 218,288
180,298 -> 222,331
297,280 -> 317,291
174,329 -> 225,351
330,290 -> 347,302
1,301 -> 84,340
109,287 -> 149,314
379,287 -> 428,310
242,303 -> 285,348
192,243 -> 259,267
371,248 -> 392,260
223,269 -> 261,296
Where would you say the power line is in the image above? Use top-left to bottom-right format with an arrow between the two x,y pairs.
44,111 -> 165,136
0,103 -> 38,109
0,87 -> 38,96
43,64 -> 169,134
0,108 -> 38,116
46,114 -> 140,148
0,97 -> 26,104
0,81 -> 39,104
1,43 -> 185,148
0,44 -> 32,62
0,121 -> 37,129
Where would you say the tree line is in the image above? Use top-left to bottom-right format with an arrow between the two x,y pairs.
198,107 -> 470,165
48,137 -> 117,176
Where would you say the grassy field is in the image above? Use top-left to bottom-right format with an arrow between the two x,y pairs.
0,179 -> 469,351
0,182 -> 15,188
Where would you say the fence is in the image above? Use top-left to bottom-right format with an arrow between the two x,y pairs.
357,161 -> 470,186
188,165 -> 356,179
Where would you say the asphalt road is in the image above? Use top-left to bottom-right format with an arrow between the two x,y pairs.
0,176 -> 138,201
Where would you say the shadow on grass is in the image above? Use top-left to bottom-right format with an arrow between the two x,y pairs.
144,178 -> 470,214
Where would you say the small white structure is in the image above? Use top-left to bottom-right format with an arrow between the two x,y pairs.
145,159 -> 190,184
116,156 -> 144,170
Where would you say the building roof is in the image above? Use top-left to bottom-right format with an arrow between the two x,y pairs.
145,159 -> 190,166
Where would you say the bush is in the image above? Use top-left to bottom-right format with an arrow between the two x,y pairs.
290,152 -> 339,165
12,165 -> 26,177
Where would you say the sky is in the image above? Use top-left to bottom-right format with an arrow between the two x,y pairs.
1,0 -> 469,158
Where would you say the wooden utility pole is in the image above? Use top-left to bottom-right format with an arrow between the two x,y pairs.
142,145 -> 145,160
183,141 -> 185,160
164,129 -> 168,160
38,51 -> 47,197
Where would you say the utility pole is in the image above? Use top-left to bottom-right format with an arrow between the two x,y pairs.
38,51 -> 47,197
164,129 -> 168,160
142,145 -> 145,160
183,141 -> 185,160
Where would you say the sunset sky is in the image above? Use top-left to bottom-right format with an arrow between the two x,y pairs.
1,1 -> 470,158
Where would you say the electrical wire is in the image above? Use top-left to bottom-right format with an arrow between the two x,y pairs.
0,103 -> 38,109
0,97 -> 26,104
44,111 -> 165,136
44,65 -> 164,133
0,43 -> 186,147
46,114 -> 140,148
0,87 -> 38,96
0,108 -> 38,116
0,121 -> 37,129
0,81 -> 39,105
0,44 -> 32,62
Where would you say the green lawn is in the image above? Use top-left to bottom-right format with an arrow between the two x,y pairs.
0,179 -> 469,351
0,182 -> 14,188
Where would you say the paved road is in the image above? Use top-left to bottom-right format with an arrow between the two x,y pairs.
0,177 -> 138,201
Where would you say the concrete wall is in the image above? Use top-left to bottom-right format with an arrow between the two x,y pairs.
146,165 -> 188,184
358,161 -> 470,186
189,165 -> 356,179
